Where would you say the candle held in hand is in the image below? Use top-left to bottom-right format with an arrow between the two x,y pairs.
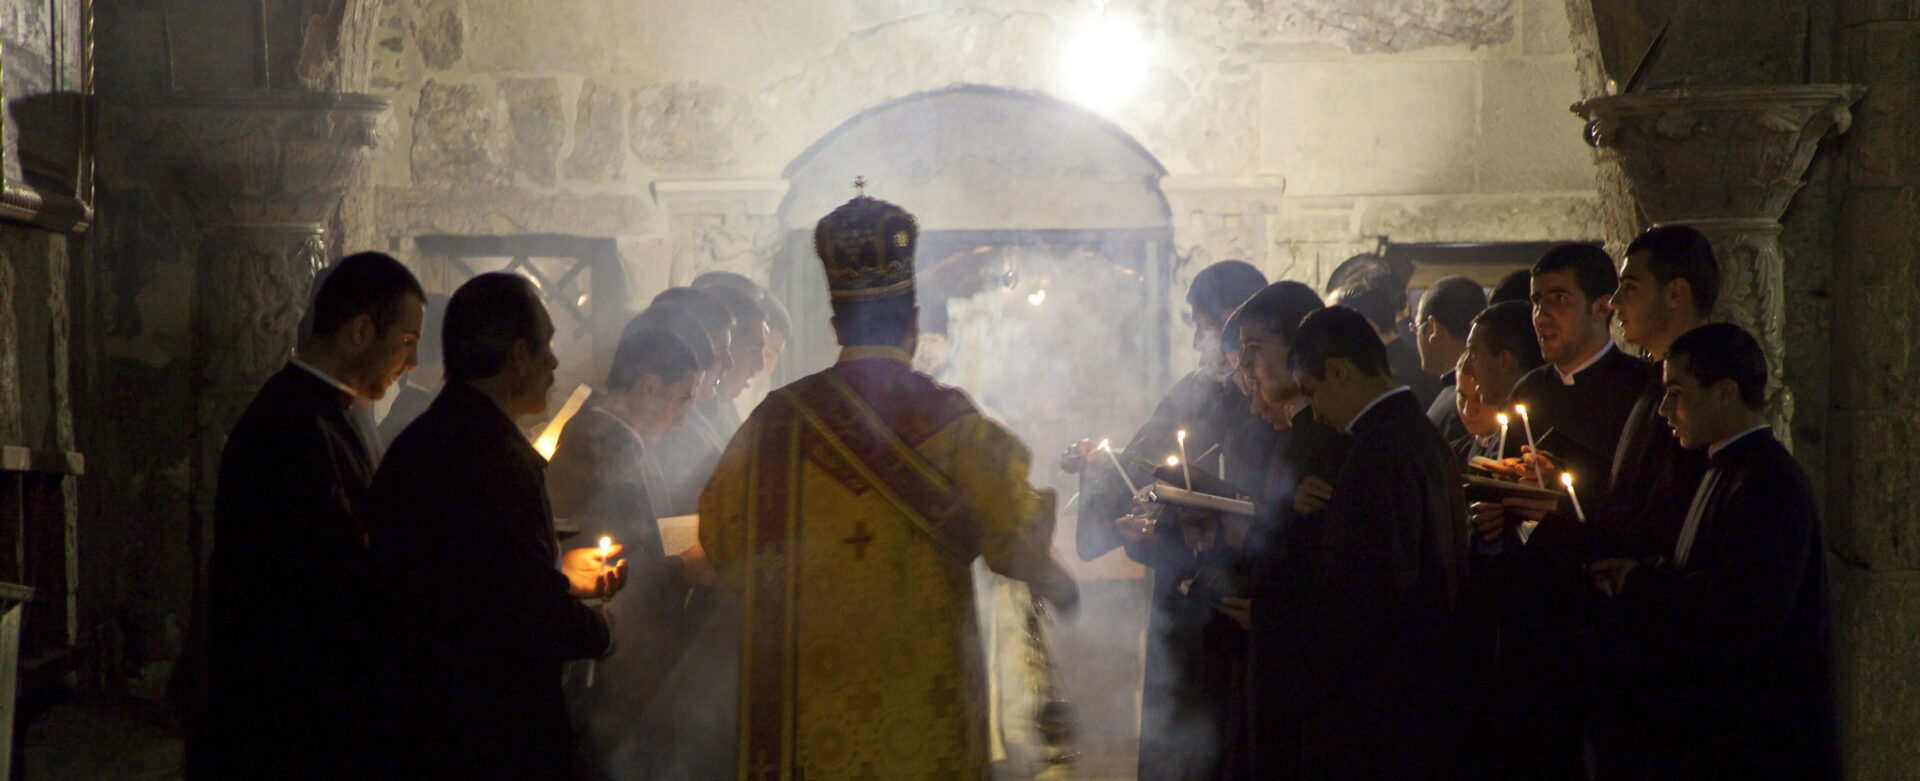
1561,472 -> 1587,522
1495,413 -> 1510,460
1176,430 -> 1191,490
1099,439 -> 1140,495
1514,404 -> 1543,487
598,535 -> 613,575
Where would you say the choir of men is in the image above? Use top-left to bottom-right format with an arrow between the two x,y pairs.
191,214 -> 1837,780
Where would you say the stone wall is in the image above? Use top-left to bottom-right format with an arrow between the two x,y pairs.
361,0 -> 1601,372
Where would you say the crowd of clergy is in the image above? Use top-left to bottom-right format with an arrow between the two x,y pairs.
180,207 -> 1834,780
1084,227 -> 1834,781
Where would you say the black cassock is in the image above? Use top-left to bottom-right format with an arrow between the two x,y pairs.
1245,404 -> 1348,779
1265,389 -> 1468,778
1077,370 -> 1274,781
1603,428 -> 1838,780
191,364 -> 375,780
547,408 -> 686,780
364,382 -> 611,781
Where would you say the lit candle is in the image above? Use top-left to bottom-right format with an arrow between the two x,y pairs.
1176,430 -> 1192,490
1514,404 -> 1543,487
598,535 -> 613,575
1561,471 -> 1587,523
1495,412 -> 1510,460
1099,439 -> 1140,495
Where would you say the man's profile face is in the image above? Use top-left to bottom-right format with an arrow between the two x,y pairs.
763,330 -> 787,377
722,321 -> 768,399
1292,360 -> 1362,431
1461,325 -> 1507,407
1239,321 -> 1295,407
1530,269 -> 1607,366
1194,311 -> 1229,380
1611,252 -> 1666,348
1455,368 -> 1498,438
1657,354 -> 1726,450
516,302 -> 560,417
638,372 -> 699,444
352,294 -> 425,401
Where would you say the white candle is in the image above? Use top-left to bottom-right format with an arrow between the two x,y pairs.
1561,471 -> 1587,523
1495,413 -> 1510,460
1099,439 -> 1140,495
1514,404 -> 1543,487
598,535 -> 613,574
1176,430 -> 1192,490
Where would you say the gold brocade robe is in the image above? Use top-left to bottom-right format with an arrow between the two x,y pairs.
700,346 -> 1064,781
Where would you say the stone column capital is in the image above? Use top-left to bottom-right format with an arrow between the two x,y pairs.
103,90 -> 391,228
1572,85 -> 1865,222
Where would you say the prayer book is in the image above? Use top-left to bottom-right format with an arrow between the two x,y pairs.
1462,474 -> 1565,503
1145,463 -> 1256,515
658,514 -> 700,556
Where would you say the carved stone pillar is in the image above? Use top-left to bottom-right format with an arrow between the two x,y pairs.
103,90 -> 388,703
1574,86 -> 1865,447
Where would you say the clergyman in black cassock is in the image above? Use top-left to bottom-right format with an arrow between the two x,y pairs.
1603,425 -> 1837,779
1275,307 -> 1469,778
190,252 -> 424,781
193,364 -> 378,780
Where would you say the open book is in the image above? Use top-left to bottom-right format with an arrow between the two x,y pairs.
657,514 -> 701,556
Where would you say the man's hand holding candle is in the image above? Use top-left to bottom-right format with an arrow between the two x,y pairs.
562,542 -> 628,600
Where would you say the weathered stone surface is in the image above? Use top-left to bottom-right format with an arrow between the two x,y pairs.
375,185 -> 650,237
1358,194 -> 1605,241
500,77 -> 565,187
417,0 -> 465,70
565,80 -> 625,183
1479,58 -> 1593,192
1829,409 -> 1920,571
1157,0 -> 1514,55
1842,76 -> 1920,189
1830,566 -> 1920,778
411,80 -> 508,186
1522,0 -> 1574,55
463,0 -> 605,73
630,81 -> 752,173
0,240 -> 20,445
1830,186 -> 1920,412
1260,60 -> 1479,196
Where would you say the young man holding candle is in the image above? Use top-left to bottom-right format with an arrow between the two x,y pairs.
548,324 -> 706,780
1587,323 -> 1837,779
1275,305 -> 1469,778
363,272 -> 625,781
1073,259 -> 1271,781
191,252 -> 424,780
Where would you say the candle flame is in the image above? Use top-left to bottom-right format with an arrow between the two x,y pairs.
599,535 -> 612,554
1514,404 -> 1529,418
1560,472 -> 1575,488
1098,438 -> 1112,451
1496,412 -> 1509,425
1177,429 -> 1187,443
1167,456 -> 1180,467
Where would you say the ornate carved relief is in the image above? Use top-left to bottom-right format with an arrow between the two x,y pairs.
1574,86 -> 1865,446
654,180 -> 789,286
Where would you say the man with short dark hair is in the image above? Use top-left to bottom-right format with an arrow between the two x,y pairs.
1588,323 -> 1837,779
701,284 -> 768,432
1513,243 -> 1655,484
1074,258 -> 1272,781
1460,300 -> 1546,415
1274,306 -> 1469,777
700,193 -> 1078,779
378,292 -> 448,444
551,325 -> 704,780
365,272 -> 623,781
1416,275 -> 1490,442
190,251 -> 424,781
1331,267 -> 1442,409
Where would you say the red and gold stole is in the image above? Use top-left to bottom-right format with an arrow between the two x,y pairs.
739,366 -> 976,780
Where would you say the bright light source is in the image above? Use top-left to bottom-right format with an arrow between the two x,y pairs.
1061,16 -> 1146,111
1028,289 -> 1047,306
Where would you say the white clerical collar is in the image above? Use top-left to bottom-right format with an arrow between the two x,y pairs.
1553,341 -> 1615,385
1344,386 -> 1411,435
291,357 -> 357,399
1709,424 -> 1771,459
1476,431 -> 1498,449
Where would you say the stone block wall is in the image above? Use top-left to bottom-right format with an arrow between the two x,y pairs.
359,0 -> 1603,378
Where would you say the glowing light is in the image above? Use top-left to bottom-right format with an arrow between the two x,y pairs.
1098,438 -> 1112,451
1028,289 -> 1047,306
577,294 -> 590,307
533,384 -> 594,460
1166,456 -> 1180,467
1561,472 -> 1587,522
1061,16 -> 1146,111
